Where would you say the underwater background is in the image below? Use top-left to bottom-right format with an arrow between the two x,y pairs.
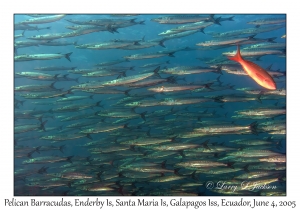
14,14 -> 286,196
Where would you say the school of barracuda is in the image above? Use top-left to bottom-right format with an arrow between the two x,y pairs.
14,14 -> 286,196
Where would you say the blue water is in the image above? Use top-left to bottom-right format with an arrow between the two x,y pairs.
14,14 -> 286,196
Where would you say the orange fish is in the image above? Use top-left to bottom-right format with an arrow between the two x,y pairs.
228,45 -> 277,90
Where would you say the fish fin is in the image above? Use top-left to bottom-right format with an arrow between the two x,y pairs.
227,162 -> 235,169
153,66 -> 161,78
146,128 -> 151,136
228,16 -> 235,21
38,166 -> 48,174
243,164 -> 250,173
66,156 -> 74,163
124,89 -> 131,96
130,18 -> 137,23
266,64 -> 273,70
213,17 -> 221,25
59,145 -> 65,153
255,56 -> 262,61
256,94 -> 262,104
123,123 -> 129,129
204,82 -> 214,90
54,74 -> 60,80
168,52 -> 175,57
228,45 -> 243,62
40,120 -> 48,131
178,150 -> 185,158
161,160 -> 167,168
201,139 -> 210,150
159,40 -> 165,48
174,168 -> 181,175
249,121 -> 258,134
191,171 -> 199,181
140,111 -> 147,121
267,37 -> 277,43
35,146 -> 41,154
86,134 -> 93,140
96,100 -> 102,107
50,81 -> 57,89
170,136 -> 177,142
64,52 -> 72,62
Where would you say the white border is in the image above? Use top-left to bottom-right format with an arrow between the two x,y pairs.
3,0 -> 298,209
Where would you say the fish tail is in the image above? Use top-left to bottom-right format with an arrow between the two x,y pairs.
64,52 -> 72,62
249,121 -> 258,135
38,166 -> 48,174
86,134 -> 93,140
140,111 -> 147,121
268,37 -> 277,43
228,16 -> 235,21
228,45 -> 243,62
59,145 -> 66,153
242,164 -> 250,172
66,156 -> 74,163
146,128 -> 151,136
161,160 -> 167,168
40,120 -> 48,131
35,146 -> 41,154
201,139 -> 210,150
227,162 -> 235,169
124,89 -> 131,96
95,100 -> 102,107
190,171 -> 199,181
153,66 -> 161,78
174,168 -> 181,175
159,40 -> 166,48
50,81 -> 57,89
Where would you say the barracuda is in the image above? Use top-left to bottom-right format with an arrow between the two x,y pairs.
152,14 -> 216,24
34,66 -> 77,71
160,66 -> 222,75
40,133 -> 92,141
94,58 -> 130,66
101,67 -> 160,86
22,155 -> 73,164
15,52 -> 72,62
14,121 -> 47,134
19,14 -> 66,24
15,82 -> 57,92
196,35 -> 255,47
247,17 -> 286,26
